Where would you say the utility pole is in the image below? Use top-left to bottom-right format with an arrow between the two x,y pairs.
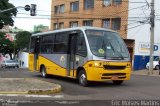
149,0 -> 155,75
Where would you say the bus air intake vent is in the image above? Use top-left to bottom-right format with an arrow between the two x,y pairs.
102,73 -> 126,76
103,65 -> 126,70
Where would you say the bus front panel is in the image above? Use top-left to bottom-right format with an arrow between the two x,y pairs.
84,61 -> 131,81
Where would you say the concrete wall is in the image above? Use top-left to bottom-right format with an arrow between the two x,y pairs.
18,52 -> 28,68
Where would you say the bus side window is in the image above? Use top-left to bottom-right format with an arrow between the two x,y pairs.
54,32 -> 68,53
34,38 -> 40,53
30,37 -> 36,53
40,34 -> 54,54
76,33 -> 87,57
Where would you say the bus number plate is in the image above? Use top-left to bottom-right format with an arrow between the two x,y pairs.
112,76 -> 118,80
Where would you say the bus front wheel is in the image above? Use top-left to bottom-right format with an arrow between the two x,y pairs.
41,66 -> 47,78
78,70 -> 88,86
112,80 -> 123,85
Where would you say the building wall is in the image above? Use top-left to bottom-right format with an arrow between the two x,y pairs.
50,0 -> 135,69
51,0 -> 129,39
127,0 -> 160,70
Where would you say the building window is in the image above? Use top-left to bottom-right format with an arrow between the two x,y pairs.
111,18 -> 121,30
83,20 -> 93,26
103,19 -> 110,28
70,21 -> 78,28
113,0 -> 122,5
54,4 -> 65,14
59,4 -> 65,13
103,0 -> 111,6
59,22 -> 64,29
71,1 -> 79,12
54,6 -> 59,14
84,0 -> 94,9
54,23 -> 58,30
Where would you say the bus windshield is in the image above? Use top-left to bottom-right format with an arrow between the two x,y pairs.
85,30 -> 129,59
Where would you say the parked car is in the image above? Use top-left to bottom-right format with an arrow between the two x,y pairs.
146,57 -> 159,70
1,60 -> 19,68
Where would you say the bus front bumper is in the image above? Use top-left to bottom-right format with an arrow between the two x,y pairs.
86,67 -> 131,82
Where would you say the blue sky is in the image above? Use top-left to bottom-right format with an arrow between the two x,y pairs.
9,0 -> 51,31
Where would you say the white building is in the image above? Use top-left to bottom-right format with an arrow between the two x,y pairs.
128,0 -> 160,70
18,52 -> 29,68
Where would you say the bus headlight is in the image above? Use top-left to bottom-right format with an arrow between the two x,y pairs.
94,62 -> 103,68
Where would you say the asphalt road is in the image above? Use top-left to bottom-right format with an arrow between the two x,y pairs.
0,68 -> 160,106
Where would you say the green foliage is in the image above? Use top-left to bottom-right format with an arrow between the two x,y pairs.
33,24 -> 49,33
15,31 -> 31,51
0,32 -> 14,59
0,31 -> 31,59
0,0 -> 17,29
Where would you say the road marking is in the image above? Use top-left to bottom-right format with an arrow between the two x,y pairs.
25,95 -> 52,98
0,94 -> 20,97
0,99 -> 32,104
53,95 -> 64,98
0,94 -> 64,98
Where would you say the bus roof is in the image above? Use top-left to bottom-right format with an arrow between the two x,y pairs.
32,26 -> 117,36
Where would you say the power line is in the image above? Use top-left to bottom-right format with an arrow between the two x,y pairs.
51,0 -> 147,4
12,15 -> 149,23
51,5 -> 148,17
16,12 -> 151,19
128,22 -> 149,30
15,4 -> 149,21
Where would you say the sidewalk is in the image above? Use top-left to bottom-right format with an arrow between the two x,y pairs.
132,69 -> 160,77
0,78 -> 61,94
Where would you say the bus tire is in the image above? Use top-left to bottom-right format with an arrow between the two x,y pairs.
41,66 -> 47,78
78,70 -> 88,86
112,80 -> 123,85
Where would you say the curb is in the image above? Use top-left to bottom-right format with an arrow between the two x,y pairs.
0,92 -> 28,94
28,84 -> 62,94
0,78 -> 62,95
132,70 -> 160,77
0,85 -> 61,95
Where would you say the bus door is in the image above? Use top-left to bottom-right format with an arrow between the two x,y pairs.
34,37 -> 40,71
67,33 -> 78,77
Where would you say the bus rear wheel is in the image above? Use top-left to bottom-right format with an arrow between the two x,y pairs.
112,80 -> 123,85
41,66 -> 47,78
78,70 -> 88,86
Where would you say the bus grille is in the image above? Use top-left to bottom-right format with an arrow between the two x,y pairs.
101,76 -> 126,79
103,65 -> 126,70
102,73 -> 126,76
101,73 -> 126,79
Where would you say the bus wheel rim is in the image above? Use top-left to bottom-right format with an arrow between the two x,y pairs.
80,74 -> 86,84
42,70 -> 46,77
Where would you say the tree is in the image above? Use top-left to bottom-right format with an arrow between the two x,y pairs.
15,31 -> 31,51
0,0 -> 17,29
0,32 -> 14,59
33,24 -> 49,33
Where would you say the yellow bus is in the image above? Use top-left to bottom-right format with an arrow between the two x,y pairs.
29,27 -> 131,86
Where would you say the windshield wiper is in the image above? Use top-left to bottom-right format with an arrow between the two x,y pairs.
102,40 -> 107,59
107,41 -> 124,60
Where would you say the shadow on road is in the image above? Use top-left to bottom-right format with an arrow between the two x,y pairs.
33,74 -> 130,88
